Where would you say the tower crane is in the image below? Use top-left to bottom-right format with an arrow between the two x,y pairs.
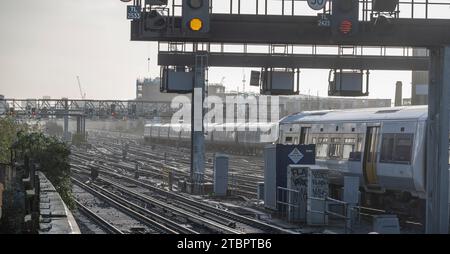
76,76 -> 86,99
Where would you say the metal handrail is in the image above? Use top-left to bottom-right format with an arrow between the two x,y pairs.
159,41 -> 424,58
134,0 -> 450,21
308,196 -> 361,234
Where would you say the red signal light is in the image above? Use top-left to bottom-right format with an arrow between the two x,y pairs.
339,19 -> 353,35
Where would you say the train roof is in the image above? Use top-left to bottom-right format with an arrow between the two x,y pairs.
280,106 -> 428,124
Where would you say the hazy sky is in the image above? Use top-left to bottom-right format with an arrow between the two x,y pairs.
1,0 -> 449,101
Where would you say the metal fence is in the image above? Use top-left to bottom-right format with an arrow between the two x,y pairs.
277,186 -> 361,233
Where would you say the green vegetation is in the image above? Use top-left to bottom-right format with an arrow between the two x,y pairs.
44,121 -> 63,137
15,132 -> 75,209
0,118 -> 27,164
0,118 -> 75,209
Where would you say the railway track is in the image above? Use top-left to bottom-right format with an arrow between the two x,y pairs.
73,151 -> 258,194
71,158 -> 294,234
71,146 -> 259,198
74,199 -> 124,234
89,131 -> 265,174
72,167 -> 255,234
94,176 -> 243,234
84,136 -> 264,197
358,206 -> 423,230
72,177 -> 195,234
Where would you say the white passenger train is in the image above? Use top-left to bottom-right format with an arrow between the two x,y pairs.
145,106 -> 447,218
144,122 -> 279,155
279,105 -> 446,217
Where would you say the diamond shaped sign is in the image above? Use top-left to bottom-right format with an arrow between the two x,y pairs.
288,148 -> 304,164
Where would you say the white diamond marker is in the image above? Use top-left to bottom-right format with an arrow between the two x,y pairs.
288,148 -> 304,164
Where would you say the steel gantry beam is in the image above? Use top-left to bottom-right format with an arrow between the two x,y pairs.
132,14 -> 450,47
0,99 -> 175,119
158,52 -> 430,70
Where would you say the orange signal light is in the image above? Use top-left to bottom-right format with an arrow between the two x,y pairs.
189,18 -> 203,31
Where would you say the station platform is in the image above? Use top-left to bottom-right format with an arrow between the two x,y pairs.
38,172 -> 80,234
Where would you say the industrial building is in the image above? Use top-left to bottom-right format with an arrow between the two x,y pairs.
411,48 -> 429,105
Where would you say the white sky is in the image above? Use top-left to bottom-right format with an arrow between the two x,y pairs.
1,0 -> 449,101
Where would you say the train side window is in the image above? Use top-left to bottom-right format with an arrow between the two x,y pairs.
300,127 -> 311,144
357,135 -> 363,151
380,133 -> 413,164
316,144 -> 328,158
380,134 -> 395,162
318,137 -> 328,143
395,135 -> 413,162
316,137 -> 328,158
328,138 -> 342,159
343,138 -> 356,160
349,136 -> 364,161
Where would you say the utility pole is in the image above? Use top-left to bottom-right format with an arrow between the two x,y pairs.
63,98 -> 69,142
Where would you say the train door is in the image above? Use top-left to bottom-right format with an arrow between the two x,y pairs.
363,126 -> 380,185
299,127 -> 311,144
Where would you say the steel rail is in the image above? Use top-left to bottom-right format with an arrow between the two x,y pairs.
72,177 -> 191,234
74,199 -> 124,234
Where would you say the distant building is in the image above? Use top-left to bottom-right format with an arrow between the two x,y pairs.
136,77 -> 177,102
403,98 -> 412,106
43,96 -> 51,100
207,83 -> 226,96
136,78 -> 228,102
411,48 -> 429,105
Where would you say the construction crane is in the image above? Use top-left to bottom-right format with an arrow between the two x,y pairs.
76,76 -> 86,99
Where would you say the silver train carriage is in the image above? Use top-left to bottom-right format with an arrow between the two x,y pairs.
278,105 -> 450,217
144,122 -> 279,155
